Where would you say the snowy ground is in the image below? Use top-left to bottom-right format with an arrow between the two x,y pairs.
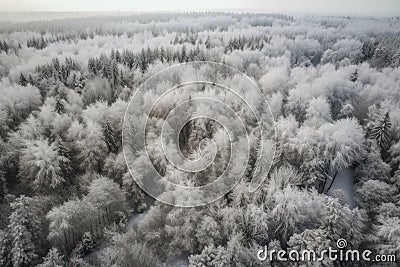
324,168 -> 356,208
127,210 -> 149,228
167,252 -> 191,267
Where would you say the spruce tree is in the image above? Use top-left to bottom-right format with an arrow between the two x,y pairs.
104,120 -> 118,153
38,248 -> 64,267
0,229 -> 11,266
369,111 -> 392,150
54,98 -> 65,114
138,48 -> 148,74
350,69 -> 358,82
19,73 -> 28,86
8,196 -> 40,267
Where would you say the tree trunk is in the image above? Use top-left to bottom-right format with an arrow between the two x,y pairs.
326,170 -> 339,193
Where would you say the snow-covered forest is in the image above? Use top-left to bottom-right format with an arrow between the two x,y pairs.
0,12 -> 399,266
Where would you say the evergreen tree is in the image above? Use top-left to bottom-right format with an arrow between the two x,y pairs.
99,229 -> 159,267
72,232 -> 94,257
138,48 -> 148,74
54,98 -> 65,114
189,244 -> 231,266
205,36 -> 211,49
369,111 -> 392,150
19,73 -> 28,86
288,228 -> 332,265
28,74 -> 34,85
159,46 -> 165,63
55,137 -> 71,176
104,120 -> 118,153
0,229 -> 11,266
19,139 -> 68,192
10,224 -> 37,267
350,69 -> 358,82
180,45 -> 187,63
111,59 -> 119,87
146,46 -> 153,63
37,248 -> 64,267
8,196 -> 40,267
389,141 -> 400,171
2,40 -> 9,53
76,120 -> 108,172
115,50 -> 121,63
0,170 -> 8,201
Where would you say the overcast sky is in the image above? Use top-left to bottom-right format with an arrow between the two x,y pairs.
0,0 -> 399,16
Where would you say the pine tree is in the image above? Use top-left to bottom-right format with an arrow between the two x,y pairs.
104,120 -> 118,153
0,170 -> 8,201
19,73 -> 28,86
72,232 -> 94,257
189,244 -> 231,266
88,58 -> 96,74
19,139 -> 68,191
115,50 -> 121,63
8,196 -> 40,267
350,69 -> 358,82
300,156 -> 327,190
180,45 -> 187,63
111,59 -> 119,87
54,98 -> 65,114
369,111 -> 392,150
389,141 -> 400,171
37,248 -> 63,267
99,229 -> 159,267
55,137 -> 71,176
10,224 -> 37,267
259,40 -> 264,50
0,229 -> 11,266
76,120 -> 108,172
138,48 -> 148,74
205,36 -> 211,49
28,74 -> 34,85
2,40 -> 9,53
146,46 -> 153,63
288,229 -> 332,265
110,49 -> 115,60
159,46 -> 165,63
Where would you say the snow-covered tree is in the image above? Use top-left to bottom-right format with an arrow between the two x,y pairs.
75,120 -> 108,172
37,248 -> 64,267
355,180 -> 396,216
0,84 -> 42,130
86,176 -> 129,224
304,97 -> 332,128
188,244 -> 231,266
368,111 -> 392,151
19,139 -> 68,192
99,229 -> 159,267
288,228 -> 332,266
321,197 -> 365,246
0,229 -> 11,266
8,196 -> 41,267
